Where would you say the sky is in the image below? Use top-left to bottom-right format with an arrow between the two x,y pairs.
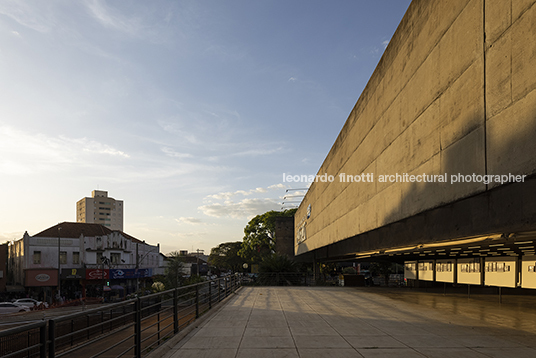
0,0 -> 412,255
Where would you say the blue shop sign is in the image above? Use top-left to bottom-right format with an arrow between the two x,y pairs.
110,268 -> 152,279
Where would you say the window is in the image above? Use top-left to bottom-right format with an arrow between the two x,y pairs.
33,251 -> 41,264
60,251 -> 67,264
73,252 -> 80,264
111,253 -> 121,264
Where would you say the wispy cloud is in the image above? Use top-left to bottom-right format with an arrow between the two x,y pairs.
0,1 -> 55,33
0,126 -> 129,175
161,147 -> 192,159
200,184 -> 288,218
207,185 -> 284,200
84,0 -> 141,36
175,217 -> 203,225
199,198 -> 280,219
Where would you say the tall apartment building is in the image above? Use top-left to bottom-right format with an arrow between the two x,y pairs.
76,190 -> 124,231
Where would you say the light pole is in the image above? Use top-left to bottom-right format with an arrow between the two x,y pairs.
196,249 -> 204,276
57,227 -> 62,301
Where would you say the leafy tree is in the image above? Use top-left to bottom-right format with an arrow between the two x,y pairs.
239,209 -> 297,264
209,241 -> 245,272
164,251 -> 185,289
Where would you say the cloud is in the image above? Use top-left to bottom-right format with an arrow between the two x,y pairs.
11,31 -> 21,36
0,126 -> 129,175
176,217 -> 202,225
207,185 -> 281,200
0,1 -> 54,33
288,77 -> 297,82
382,40 -> 390,48
161,147 -> 192,159
61,136 -> 130,158
84,0 -> 141,36
231,147 -> 284,157
200,183 -> 290,218
199,198 -> 280,219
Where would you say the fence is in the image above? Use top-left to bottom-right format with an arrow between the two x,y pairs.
0,275 -> 240,358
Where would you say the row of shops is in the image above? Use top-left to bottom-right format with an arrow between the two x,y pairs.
22,267 -> 155,304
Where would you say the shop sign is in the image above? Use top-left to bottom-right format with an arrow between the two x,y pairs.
25,269 -> 58,287
110,268 -> 152,279
86,269 -> 109,280
36,274 -> 50,282
61,268 -> 85,279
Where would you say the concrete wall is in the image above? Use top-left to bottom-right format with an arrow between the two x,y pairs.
275,217 -> 295,258
296,0 -> 536,256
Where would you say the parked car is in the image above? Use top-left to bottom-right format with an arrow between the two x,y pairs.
0,302 -> 31,314
14,298 -> 49,309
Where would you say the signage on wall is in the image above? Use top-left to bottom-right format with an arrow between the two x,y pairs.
296,205 -> 311,245
25,269 -> 58,287
35,274 -> 50,282
61,268 -> 85,279
86,269 -> 109,280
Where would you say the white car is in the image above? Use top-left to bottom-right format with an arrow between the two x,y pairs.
0,302 -> 31,314
14,298 -> 49,309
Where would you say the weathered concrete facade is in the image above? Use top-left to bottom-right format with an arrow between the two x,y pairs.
295,0 -> 536,260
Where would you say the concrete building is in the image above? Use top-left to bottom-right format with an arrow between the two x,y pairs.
7,222 -> 161,303
76,190 -> 124,231
294,0 -> 536,290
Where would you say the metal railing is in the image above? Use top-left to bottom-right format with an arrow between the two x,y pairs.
0,275 -> 240,358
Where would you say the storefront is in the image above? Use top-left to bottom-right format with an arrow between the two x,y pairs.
60,268 -> 85,299
25,269 -> 58,304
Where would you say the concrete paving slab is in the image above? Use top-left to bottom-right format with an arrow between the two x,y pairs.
236,348 -> 299,358
157,286 -> 536,358
181,335 -> 242,349
473,347 -> 536,358
240,336 -> 295,349
297,348 -> 364,358
356,348 -> 426,357
293,335 -> 353,349
414,347 -> 492,358
346,335 -> 408,349
392,335 -> 462,348
243,326 -> 291,337
168,348 -> 238,358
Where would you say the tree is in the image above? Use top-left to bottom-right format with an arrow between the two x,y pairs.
164,251 -> 185,289
239,209 -> 297,264
209,242 -> 245,272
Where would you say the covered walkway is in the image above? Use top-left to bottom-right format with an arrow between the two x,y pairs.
158,286 -> 536,358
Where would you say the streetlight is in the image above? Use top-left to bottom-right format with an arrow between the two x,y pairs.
57,227 -> 62,301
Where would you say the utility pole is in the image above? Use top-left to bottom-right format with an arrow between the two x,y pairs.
57,227 -> 62,301
196,249 -> 204,276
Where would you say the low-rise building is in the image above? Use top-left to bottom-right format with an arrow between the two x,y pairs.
7,222 -> 162,304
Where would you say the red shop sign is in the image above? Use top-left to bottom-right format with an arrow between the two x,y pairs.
86,269 -> 109,280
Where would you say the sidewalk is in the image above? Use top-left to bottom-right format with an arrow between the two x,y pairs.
161,286 -> 536,358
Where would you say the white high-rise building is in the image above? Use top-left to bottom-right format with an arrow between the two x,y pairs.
76,190 -> 124,231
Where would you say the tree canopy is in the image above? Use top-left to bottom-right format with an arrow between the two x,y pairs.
208,241 -> 245,272
239,208 -> 297,264
164,251 -> 185,289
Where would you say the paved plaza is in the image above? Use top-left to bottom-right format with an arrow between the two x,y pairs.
159,286 -> 536,358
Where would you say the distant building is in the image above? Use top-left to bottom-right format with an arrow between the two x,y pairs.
6,222 -> 162,303
77,190 -> 124,231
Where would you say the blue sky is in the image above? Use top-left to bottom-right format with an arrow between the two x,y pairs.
0,0 -> 411,255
